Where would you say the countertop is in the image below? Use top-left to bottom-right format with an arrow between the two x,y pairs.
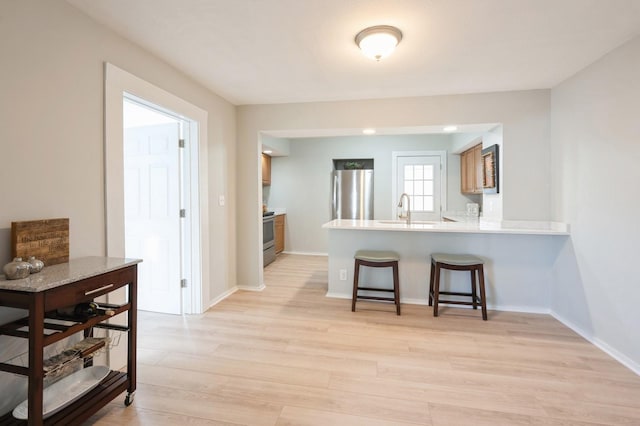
322,219 -> 569,236
0,256 -> 142,292
441,213 -> 475,222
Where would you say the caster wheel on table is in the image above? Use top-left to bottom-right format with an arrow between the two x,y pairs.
124,392 -> 135,406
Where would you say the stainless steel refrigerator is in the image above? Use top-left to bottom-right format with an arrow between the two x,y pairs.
331,170 -> 374,220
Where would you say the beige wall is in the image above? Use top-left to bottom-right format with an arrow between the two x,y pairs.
550,35 -> 640,372
237,90 -> 551,288
0,2 -> 237,408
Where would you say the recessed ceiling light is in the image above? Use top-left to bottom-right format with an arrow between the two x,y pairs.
443,126 -> 458,132
362,128 -> 376,135
355,26 -> 403,61
263,150 -> 273,154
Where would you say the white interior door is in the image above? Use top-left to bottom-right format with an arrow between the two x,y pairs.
124,122 -> 182,314
395,154 -> 443,221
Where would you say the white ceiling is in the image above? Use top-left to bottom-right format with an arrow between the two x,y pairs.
67,0 -> 640,106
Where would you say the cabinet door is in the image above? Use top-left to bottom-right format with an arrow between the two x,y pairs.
460,150 -> 474,194
460,144 -> 483,194
473,144 -> 483,194
460,150 -> 467,193
275,215 -> 285,253
262,154 -> 271,186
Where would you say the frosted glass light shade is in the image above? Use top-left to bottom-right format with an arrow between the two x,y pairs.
355,25 -> 402,61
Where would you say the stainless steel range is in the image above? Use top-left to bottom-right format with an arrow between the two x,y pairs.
263,212 -> 276,267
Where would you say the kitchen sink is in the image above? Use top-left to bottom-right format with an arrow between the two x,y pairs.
376,220 -> 440,225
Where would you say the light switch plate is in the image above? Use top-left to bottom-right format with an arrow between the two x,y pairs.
218,195 -> 225,206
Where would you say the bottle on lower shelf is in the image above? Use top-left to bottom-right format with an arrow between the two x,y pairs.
56,302 -> 115,320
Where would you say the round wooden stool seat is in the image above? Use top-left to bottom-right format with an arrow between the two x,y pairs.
352,250 -> 401,315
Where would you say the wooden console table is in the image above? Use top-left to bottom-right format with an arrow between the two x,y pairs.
0,257 -> 140,425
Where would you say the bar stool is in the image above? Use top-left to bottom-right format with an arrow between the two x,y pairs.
352,250 -> 400,315
429,253 -> 487,320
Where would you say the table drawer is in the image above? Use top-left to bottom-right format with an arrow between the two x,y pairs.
44,266 -> 135,311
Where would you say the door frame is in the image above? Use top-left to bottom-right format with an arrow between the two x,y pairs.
391,151 -> 447,219
104,62 -> 209,315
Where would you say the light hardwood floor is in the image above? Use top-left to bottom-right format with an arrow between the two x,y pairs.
88,254 -> 640,425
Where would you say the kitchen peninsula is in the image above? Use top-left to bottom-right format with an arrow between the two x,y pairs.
322,219 -> 569,313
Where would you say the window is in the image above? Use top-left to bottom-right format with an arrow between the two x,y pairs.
403,163 -> 435,212
393,151 -> 446,221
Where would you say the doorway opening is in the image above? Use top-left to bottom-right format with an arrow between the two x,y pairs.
104,63 -> 209,369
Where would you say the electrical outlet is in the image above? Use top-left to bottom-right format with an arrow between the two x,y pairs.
339,269 -> 347,281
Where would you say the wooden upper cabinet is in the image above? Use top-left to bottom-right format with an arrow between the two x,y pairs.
275,214 -> 285,254
460,144 -> 483,195
473,144 -> 483,193
262,153 -> 271,186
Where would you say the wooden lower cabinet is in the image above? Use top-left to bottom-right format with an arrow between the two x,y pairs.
275,214 -> 285,254
461,143 -> 483,194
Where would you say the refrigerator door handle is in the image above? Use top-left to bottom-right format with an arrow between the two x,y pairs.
332,173 -> 338,219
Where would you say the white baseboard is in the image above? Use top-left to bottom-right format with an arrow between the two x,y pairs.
490,305 -> 550,314
205,286 -> 238,311
204,283 -> 265,312
325,292 -> 350,299
401,297 -> 428,305
551,311 -> 640,376
237,283 -> 266,292
282,250 -> 328,257
326,292 -> 549,314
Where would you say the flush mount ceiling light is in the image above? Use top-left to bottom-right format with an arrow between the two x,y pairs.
355,25 -> 403,61
362,128 -> 376,135
443,125 -> 458,132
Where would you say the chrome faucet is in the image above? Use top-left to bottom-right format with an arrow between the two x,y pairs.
398,193 -> 411,224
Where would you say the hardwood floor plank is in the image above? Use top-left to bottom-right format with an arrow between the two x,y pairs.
157,352 -> 332,388
212,343 -> 379,376
275,406 -> 426,426
87,402 -> 242,425
328,374 -> 548,418
428,403 -> 602,426
124,382 -> 282,426
538,397 -> 640,425
137,347 -> 169,366
376,360 -> 580,397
